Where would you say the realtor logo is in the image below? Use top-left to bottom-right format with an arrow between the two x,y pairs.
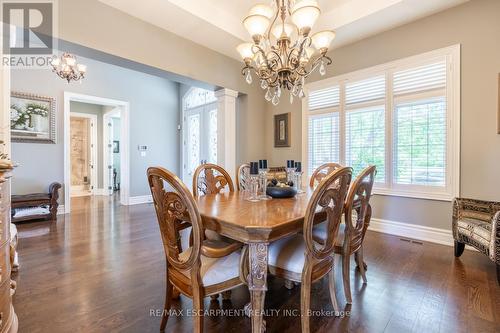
1,0 -> 57,68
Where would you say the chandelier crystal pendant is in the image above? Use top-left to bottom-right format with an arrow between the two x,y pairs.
237,0 -> 336,105
50,53 -> 87,83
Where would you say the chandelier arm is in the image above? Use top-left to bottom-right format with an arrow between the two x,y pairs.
267,0 -> 282,43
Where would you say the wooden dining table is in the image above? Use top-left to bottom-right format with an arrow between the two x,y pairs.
196,188 -> 317,333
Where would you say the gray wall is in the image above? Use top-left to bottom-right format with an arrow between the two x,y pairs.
264,0 -> 500,230
11,55 -> 180,200
70,101 -> 104,188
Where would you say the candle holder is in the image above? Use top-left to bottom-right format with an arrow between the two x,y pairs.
258,168 -> 272,200
294,171 -> 305,194
286,167 -> 296,183
246,174 -> 261,202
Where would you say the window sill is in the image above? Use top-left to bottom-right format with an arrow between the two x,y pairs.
373,187 -> 453,202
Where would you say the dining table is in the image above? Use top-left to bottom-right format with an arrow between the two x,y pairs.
195,187 -> 322,333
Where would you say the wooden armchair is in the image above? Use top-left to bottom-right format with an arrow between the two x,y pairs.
147,167 -> 244,332
452,198 -> 500,284
267,167 -> 352,332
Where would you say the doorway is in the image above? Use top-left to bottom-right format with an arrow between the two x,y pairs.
64,92 -> 130,213
181,87 -> 218,189
70,112 -> 97,197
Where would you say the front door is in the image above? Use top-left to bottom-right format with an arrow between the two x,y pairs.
183,103 -> 217,189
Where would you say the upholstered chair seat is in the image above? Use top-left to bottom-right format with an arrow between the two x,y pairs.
312,221 -> 345,250
179,248 -> 241,286
268,235 -> 319,275
452,198 -> 500,285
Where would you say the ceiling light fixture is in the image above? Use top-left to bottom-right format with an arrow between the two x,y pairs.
237,0 -> 335,105
50,53 -> 87,83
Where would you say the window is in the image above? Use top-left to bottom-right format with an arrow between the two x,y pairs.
345,75 -> 386,182
303,45 -> 460,200
307,85 -> 340,175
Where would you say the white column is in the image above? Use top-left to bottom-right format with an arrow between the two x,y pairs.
215,88 -> 238,180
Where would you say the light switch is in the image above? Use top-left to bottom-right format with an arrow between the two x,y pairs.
140,151 -> 146,157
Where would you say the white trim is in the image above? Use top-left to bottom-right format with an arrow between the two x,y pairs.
69,112 -> 98,194
64,92 -> 131,213
369,217 -> 453,246
369,218 -> 477,252
57,205 -> 66,215
303,44 -> 461,201
128,195 -> 153,205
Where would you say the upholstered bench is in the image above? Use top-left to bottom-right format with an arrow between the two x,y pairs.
11,182 -> 61,223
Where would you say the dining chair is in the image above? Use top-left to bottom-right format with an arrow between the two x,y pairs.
267,167 -> 352,332
236,163 -> 250,191
312,165 -> 376,305
309,163 -> 343,187
193,163 -> 235,197
147,167 -> 244,332
192,163 -> 242,300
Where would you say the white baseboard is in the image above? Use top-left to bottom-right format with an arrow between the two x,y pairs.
57,205 -> 66,215
369,218 -> 454,246
128,195 -> 153,205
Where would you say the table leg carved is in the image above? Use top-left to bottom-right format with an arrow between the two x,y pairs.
247,243 -> 268,333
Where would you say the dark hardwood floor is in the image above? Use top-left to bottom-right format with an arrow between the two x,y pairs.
12,196 -> 500,333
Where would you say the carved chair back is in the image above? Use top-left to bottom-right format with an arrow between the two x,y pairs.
303,167 -> 352,261
193,163 -> 235,197
309,163 -> 343,188
236,163 -> 250,191
147,167 -> 203,276
343,165 -> 376,253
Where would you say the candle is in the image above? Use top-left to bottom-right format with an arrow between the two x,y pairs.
250,162 -> 259,175
286,160 -> 291,168
295,161 -> 302,172
263,159 -> 268,169
290,160 -> 295,169
259,160 -> 263,169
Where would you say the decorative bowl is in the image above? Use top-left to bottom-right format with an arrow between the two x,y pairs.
266,186 -> 297,198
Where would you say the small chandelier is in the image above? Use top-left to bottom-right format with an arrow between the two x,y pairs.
237,0 -> 335,105
50,53 -> 87,83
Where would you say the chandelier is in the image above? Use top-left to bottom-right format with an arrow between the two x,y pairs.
237,0 -> 335,105
50,53 -> 87,83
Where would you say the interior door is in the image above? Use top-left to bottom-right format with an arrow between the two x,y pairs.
105,117 -> 114,195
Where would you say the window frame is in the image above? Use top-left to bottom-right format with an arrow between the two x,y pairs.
302,45 -> 460,201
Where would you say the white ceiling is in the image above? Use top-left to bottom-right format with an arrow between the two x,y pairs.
98,0 -> 468,60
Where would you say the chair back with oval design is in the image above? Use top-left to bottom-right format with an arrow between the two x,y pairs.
236,163 -> 250,191
193,163 -> 235,197
344,165 -> 376,253
309,163 -> 343,188
303,167 -> 352,261
147,167 -> 203,274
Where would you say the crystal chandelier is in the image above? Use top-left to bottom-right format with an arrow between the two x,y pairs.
237,0 -> 335,105
50,53 -> 87,83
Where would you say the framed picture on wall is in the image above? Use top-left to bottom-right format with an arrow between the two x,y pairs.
113,140 -> 120,153
10,92 -> 56,143
274,112 -> 290,147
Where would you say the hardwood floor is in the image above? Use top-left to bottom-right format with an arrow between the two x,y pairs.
12,196 -> 500,333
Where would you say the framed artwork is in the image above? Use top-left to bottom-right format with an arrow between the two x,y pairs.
10,92 -> 56,143
113,140 -> 120,153
274,112 -> 290,147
